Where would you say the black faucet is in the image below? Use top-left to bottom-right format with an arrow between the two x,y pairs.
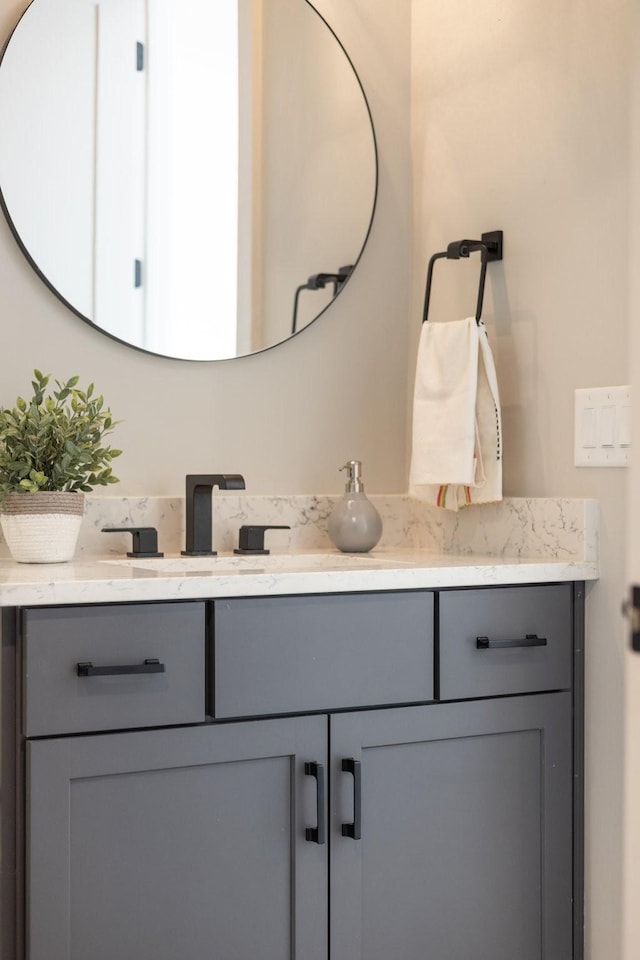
182,474 -> 245,556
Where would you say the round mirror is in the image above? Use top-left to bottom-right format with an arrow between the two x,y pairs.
0,0 -> 377,361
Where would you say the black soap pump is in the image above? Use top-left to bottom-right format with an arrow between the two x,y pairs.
328,460 -> 382,553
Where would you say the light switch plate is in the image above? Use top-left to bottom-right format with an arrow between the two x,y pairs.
574,386 -> 631,467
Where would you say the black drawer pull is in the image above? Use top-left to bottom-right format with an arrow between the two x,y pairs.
76,659 -> 166,677
476,634 -> 548,650
341,758 -> 362,840
304,761 -> 326,845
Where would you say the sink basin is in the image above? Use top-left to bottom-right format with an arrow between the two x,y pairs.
104,552 -> 392,575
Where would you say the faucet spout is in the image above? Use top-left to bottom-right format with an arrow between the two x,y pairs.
182,473 -> 246,556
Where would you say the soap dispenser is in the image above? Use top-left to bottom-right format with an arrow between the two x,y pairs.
328,460 -> 382,553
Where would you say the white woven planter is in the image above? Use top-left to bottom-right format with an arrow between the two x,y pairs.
0,492 -> 84,563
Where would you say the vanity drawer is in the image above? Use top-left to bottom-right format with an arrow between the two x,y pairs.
438,584 -> 572,700
212,591 -> 434,718
23,602 -> 206,736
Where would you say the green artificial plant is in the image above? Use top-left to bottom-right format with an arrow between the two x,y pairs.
0,370 -> 122,502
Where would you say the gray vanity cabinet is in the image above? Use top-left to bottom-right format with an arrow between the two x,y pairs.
4,583 -> 583,960
27,715 -> 329,960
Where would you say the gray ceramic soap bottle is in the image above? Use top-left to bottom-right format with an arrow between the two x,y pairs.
328,460 -> 382,553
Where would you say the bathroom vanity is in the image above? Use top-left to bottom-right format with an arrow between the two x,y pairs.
0,547 -> 593,960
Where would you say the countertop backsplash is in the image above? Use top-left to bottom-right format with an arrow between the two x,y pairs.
0,494 -> 596,563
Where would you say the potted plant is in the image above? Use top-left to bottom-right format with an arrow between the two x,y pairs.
0,370 -> 121,563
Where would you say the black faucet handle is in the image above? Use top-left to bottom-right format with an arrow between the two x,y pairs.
101,527 -> 164,558
234,525 -> 291,555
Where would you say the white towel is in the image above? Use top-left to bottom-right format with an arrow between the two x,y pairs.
409,317 -> 502,511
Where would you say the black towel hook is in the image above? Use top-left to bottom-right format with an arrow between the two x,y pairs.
422,230 -> 503,325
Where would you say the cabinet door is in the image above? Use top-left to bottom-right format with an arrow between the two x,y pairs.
330,694 -> 572,960
27,715 -> 328,960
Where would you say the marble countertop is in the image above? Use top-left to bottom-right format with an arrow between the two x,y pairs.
0,548 -> 598,607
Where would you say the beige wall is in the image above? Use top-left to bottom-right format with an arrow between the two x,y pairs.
411,2 -> 629,958
0,0 -> 412,497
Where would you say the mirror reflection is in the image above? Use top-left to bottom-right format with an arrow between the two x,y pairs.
0,0 -> 377,360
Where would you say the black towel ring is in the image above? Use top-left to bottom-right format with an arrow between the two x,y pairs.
422,230 -> 503,325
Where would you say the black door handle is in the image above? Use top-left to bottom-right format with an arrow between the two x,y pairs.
341,758 -> 362,840
476,634 -> 548,650
76,659 -> 165,677
304,762 -> 326,844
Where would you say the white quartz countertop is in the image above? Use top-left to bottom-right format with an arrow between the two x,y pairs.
0,549 -> 598,607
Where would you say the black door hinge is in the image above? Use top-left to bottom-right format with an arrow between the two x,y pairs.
623,585 -> 640,651
136,41 -> 144,71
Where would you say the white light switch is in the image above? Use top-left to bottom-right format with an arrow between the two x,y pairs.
619,404 -> 632,447
581,408 -> 596,447
574,386 -> 631,467
599,406 -> 616,447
